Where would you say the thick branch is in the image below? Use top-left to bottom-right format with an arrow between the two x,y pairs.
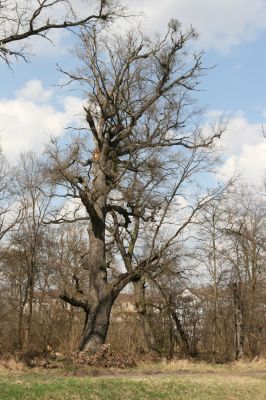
59,292 -> 89,311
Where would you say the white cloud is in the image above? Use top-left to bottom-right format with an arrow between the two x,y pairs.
216,113 -> 266,184
221,141 -> 266,184
27,28 -> 71,58
0,80 -> 84,163
16,80 -> 53,103
123,0 -> 266,52
9,0 -> 266,58
7,0 -> 121,59
6,0 -> 266,58
219,113 -> 263,156
3,0 -> 87,59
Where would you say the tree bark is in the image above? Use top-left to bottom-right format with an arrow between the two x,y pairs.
79,294 -> 115,353
212,283 -> 218,363
232,282 -> 245,360
24,262 -> 35,351
134,279 -> 158,354
75,144 -> 118,353
171,311 -> 191,357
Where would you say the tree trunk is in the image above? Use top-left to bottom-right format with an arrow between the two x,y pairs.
212,284 -> 218,363
248,281 -> 259,357
79,294 -> 115,353
134,279 -> 159,354
18,303 -> 24,350
78,152 -> 110,353
24,265 -> 34,351
168,319 -> 175,360
232,282 -> 245,360
171,311 -> 191,357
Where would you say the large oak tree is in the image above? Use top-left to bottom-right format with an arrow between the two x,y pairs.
46,20 -> 224,353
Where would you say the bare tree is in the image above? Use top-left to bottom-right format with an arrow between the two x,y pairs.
222,188 -> 266,359
194,200 -> 229,362
0,149 -> 21,241
143,263 -> 193,358
3,153 -> 54,350
0,0 -> 123,64
46,22 -> 224,353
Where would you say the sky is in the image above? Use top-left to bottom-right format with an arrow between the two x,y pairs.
0,0 -> 266,186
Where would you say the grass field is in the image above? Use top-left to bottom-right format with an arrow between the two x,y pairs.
1,360 -> 266,399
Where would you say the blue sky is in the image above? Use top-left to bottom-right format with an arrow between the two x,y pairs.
201,37 -> 266,123
1,0 -> 266,185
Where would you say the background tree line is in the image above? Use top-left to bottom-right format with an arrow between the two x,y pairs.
0,151 -> 265,361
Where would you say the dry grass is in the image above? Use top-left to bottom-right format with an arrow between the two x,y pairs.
2,355 -> 266,376
0,358 -> 25,373
136,357 -> 266,375
230,358 -> 266,371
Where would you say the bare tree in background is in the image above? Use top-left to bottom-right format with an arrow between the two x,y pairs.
0,150 -> 21,241
1,153 -> 54,350
195,200 -> 229,363
0,0 -> 123,64
222,189 -> 266,359
115,146 -> 221,357
141,258 -> 193,358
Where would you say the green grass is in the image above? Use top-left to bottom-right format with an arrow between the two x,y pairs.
0,370 -> 266,400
